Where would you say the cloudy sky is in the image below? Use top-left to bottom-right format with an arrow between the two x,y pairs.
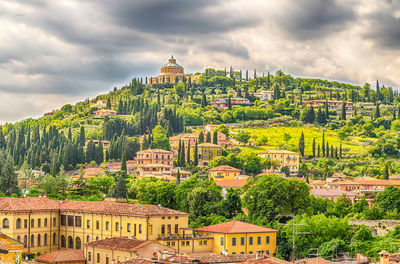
1,0 -> 399,124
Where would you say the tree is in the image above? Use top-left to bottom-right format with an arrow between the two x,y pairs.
341,101 -> 346,120
375,103 -> 380,119
193,141 -> 198,166
106,98 -> 111,109
151,125 -> 170,150
312,138 -> 316,157
223,188 -> 242,218
316,107 -> 326,124
135,177 -> 177,209
0,152 -> 20,196
283,133 -> 292,144
227,95 -> 232,110
375,186 -> 400,212
237,151 -> 267,175
234,132 -> 251,145
121,152 -> 127,174
206,132 -> 211,143
176,170 -> 181,186
198,132 -> 205,144
243,175 -> 311,225
322,132 -> 325,157
212,131 -> 218,145
114,175 -> 128,199
299,132 -> 305,157
78,126 -> 85,146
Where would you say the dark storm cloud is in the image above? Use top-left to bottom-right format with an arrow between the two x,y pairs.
106,0 -> 260,35
202,39 -> 250,59
362,2 -> 400,49
273,0 -> 356,40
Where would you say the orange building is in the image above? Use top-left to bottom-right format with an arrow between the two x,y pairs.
149,55 -> 184,84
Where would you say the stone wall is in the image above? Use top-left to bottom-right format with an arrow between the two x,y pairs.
349,220 -> 400,236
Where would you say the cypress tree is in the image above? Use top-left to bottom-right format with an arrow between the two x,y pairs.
186,140 -> 191,165
121,151 -> 127,174
114,175 -> 127,199
325,100 -> 329,120
322,132 -> 325,157
206,132 -> 211,143
375,103 -> 380,119
177,140 -> 182,166
312,138 -> 316,157
341,101 -> 346,120
106,98 -> 111,109
176,170 -> 181,185
340,143 -> 342,158
384,163 -> 389,180
179,142 -> 185,167
227,95 -> 232,110
198,132 -> 204,144
79,126 -> 85,147
213,131 -> 218,145
318,144 -> 320,157
194,141 -> 198,166
326,142 -> 329,158
335,147 -> 338,159
330,145 -> 334,158
299,132 -> 305,157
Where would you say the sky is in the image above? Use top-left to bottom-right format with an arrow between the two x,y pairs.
1,0 -> 400,124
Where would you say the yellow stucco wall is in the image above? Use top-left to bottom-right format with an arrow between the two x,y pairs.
0,233 -> 24,264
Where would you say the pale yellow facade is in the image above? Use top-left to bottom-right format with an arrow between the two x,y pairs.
0,232 -> 24,264
258,150 -> 299,175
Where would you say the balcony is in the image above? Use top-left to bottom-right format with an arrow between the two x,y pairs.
157,233 -> 212,240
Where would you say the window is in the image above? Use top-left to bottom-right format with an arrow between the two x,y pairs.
161,225 -> 165,234
87,220 -> 90,228
241,252 -> 245,254
127,223 -> 131,232
61,236 -> 66,248
68,216 -> 74,227
61,215 -> 66,226
88,252 -> 91,262
44,218 -> 48,227
167,224 -> 171,234
96,220 -> 100,229
232,237 -> 237,246
266,250 -> 270,256
175,224 -> 178,233
106,254 -> 109,264
31,235 -> 34,247
139,224 -> 142,233
204,240 -> 207,245
117,256 -> 121,263
199,241 -> 202,245
75,216 -> 82,227
17,236 -> 21,242
168,216 -> 171,219
53,233 -> 56,245
175,216 -> 178,219
44,233 -> 48,245
53,217 -> 56,227
16,218 -> 21,229
87,235 -> 90,243
181,241 -> 185,246
266,236 -> 270,244
96,236 -> 99,241
249,251 -> 253,254
38,219 -> 41,227
162,216 -> 165,220
68,236 -> 74,249
257,236 -> 261,245
249,237 -> 253,245
186,241 -> 189,246
106,221 -> 109,230
172,242 -> 175,246
97,253 -> 100,263
24,235 -> 27,247
115,222 -> 119,231
75,237 -> 81,249
166,242 -> 170,246
240,237 -> 245,246
31,219 -> 34,228
220,237 -> 224,246
232,252 -> 236,255
24,219 -> 27,228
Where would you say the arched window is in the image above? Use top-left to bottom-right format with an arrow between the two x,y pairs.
31,235 -> 34,247
16,218 -> 21,229
86,235 -> 90,243
96,236 -> 99,241
68,236 -> 73,249
37,234 -> 41,246
17,236 -> 21,242
53,233 -> 57,245
3,218 -> 9,229
23,235 -> 27,247
75,237 -> 81,249
60,235 -> 66,248
44,233 -> 48,245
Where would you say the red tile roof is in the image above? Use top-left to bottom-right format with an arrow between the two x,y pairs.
242,256 -> 291,264
0,197 -> 188,216
294,257 -> 332,264
208,165 -> 241,173
85,237 -> 153,251
35,250 -> 85,263
195,221 -> 277,234
215,179 -> 247,188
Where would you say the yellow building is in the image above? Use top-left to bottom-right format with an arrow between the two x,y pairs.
191,143 -> 222,166
195,221 -> 277,255
0,231 -> 24,264
208,165 -> 241,180
0,197 -> 189,256
257,150 -> 299,175
149,55 -> 184,84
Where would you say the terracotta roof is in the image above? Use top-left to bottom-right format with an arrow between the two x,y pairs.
35,250 -> 85,263
329,179 -> 400,186
208,165 -> 241,173
0,241 -> 8,254
242,256 -> 291,264
294,257 -> 332,264
215,179 -> 247,188
137,149 -> 173,154
123,259 -> 153,264
0,197 -> 188,216
85,237 -> 153,251
195,221 -> 277,234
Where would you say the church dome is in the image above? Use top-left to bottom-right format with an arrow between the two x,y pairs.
160,55 -> 184,75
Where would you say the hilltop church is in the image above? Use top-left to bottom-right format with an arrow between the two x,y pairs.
149,55 -> 184,84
